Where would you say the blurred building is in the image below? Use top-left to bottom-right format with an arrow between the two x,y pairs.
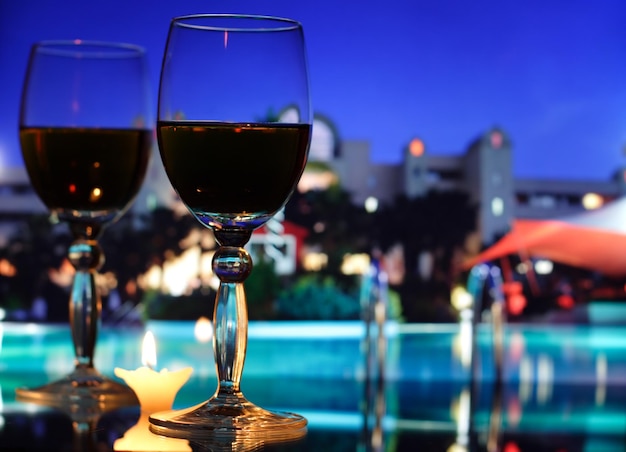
0,145 -> 175,245
309,117 -> 626,246
0,117 -> 624,247
0,166 -> 46,245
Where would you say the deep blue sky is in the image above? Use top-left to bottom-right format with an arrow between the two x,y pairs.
1,0 -> 626,180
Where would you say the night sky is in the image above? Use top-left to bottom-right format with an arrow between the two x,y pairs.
1,0 -> 625,180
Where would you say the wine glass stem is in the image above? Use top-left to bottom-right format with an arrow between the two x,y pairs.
213,281 -> 248,394
70,269 -> 100,368
67,236 -> 104,369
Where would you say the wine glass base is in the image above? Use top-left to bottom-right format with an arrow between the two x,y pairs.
149,392 -> 307,443
15,366 -> 138,408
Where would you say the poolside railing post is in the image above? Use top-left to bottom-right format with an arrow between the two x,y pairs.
359,259 -> 388,451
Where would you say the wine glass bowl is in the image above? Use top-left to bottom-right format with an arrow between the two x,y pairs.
20,126 -> 152,228
157,121 -> 310,231
16,40 -> 152,407
19,41 -> 152,228
149,14 -> 311,440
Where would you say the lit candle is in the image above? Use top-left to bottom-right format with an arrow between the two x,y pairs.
113,331 -> 192,451
114,331 -> 193,414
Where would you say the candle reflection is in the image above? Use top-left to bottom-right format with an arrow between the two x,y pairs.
113,331 -> 192,451
114,412 -> 191,452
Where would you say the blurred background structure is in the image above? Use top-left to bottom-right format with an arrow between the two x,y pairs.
1,0 -> 626,325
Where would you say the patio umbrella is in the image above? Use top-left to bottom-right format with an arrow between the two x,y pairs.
464,196 -> 626,277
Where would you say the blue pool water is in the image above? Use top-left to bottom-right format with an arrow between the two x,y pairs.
0,320 -> 625,451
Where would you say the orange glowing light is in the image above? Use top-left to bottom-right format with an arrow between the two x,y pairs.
409,138 -> 424,157
0,259 -> 16,277
557,294 -> 575,309
125,279 -> 137,297
507,293 -> 526,315
503,442 -> 520,452
90,187 -> 102,202
490,131 -> 503,149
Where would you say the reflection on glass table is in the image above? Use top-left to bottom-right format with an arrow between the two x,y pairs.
2,378 -> 625,451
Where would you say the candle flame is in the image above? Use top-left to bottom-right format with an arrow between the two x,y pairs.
142,331 -> 157,369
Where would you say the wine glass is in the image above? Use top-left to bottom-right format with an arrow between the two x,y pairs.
16,40 -> 152,407
148,14 -> 311,440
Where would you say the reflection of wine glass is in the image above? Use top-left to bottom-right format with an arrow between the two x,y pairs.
149,15 -> 311,440
16,40 -> 152,406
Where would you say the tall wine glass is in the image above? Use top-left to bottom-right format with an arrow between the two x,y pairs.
16,41 -> 152,407
149,14 -> 311,440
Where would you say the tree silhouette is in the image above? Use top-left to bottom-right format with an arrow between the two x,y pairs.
372,190 -> 477,321
100,207 -> 197,305
1,215 -> 71,318
285,185 -> 374,278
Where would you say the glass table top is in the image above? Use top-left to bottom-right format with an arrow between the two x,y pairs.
1,377 -> 625,451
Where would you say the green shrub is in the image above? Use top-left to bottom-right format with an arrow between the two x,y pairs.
276,274 -> 361,320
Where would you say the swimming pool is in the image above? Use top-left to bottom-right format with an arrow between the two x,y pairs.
0,320 -> 625,450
